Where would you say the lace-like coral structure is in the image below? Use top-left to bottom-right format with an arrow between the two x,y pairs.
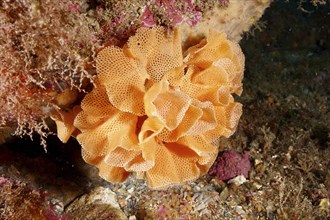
57,27 -> 245,188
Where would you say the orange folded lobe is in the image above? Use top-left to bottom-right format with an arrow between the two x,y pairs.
54,26 -> 245,188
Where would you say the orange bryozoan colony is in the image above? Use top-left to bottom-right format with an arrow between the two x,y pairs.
56,27 -> 245,188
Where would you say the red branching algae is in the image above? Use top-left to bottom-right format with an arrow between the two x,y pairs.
209,150 -> 251,181
0,178 -> 67,219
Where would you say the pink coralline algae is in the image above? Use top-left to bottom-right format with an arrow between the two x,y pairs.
209,150 -> 251,181
141,7 -> 157,27
141,0 -> 202,27
67,3 -> 81,13
0,177 -> 10,186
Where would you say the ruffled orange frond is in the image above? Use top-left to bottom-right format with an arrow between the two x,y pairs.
51,105 -> 81,143
68,27 -> 244,188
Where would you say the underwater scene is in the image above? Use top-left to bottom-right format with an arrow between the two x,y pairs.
0,0 -> 329,219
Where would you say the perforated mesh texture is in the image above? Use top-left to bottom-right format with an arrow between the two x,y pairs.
71,27 -> 245,188
145,136 -> 217,188
96,27 -> 183,116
